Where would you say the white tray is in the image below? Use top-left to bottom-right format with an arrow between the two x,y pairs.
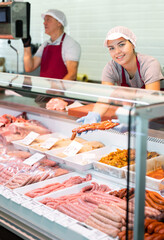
124,155 -> 164,190
36,181 -> 91,201
35,175 -> 120,203
64,146 -> 111,171
45,147 -> 67,164
14,172 -> 80,195
28,132 -> 68,154
93,145 -> 128,178
12,140 -> 30,152
46,146 -> 106,171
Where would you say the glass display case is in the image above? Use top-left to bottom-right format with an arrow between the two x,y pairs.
0,72 -> 164,240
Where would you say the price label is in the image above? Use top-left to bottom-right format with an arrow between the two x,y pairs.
11,195 -> 23,204
20,131 -> 40,145
56,216 -> 77,226
63,140 -> 83,157
2,189 -> 13,199
23,152 -> 45,166
69,222 -> 93,238
90,229 -> 107,239
0,185 -> 6,194
42,206 -> 54,216
40,137 -> 59,149
53,210 -> 67,222
32,207 -> 43,216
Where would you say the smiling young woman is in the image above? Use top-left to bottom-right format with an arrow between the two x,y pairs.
102,26 -> 164,90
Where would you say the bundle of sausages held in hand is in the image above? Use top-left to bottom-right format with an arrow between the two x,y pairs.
71,120 -> 119,140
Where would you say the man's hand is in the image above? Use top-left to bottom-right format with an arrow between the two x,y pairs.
22,35 -> 31,48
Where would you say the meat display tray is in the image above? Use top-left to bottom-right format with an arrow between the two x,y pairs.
12,132 -> 67,154
14,172 -> 83,196
46,146 -> 107,171
92,146 -> 127,178
124,155 -> 164,190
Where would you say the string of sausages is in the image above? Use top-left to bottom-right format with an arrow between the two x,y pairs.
71,120 -> 119,140
118,218 -> 164,240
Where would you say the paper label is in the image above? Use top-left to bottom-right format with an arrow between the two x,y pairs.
90,229 -> 107,239
63,140 -> 83,157
69,222 -> 93,237
69,222 -> 107,239
0,185 -> 6,194
40,137 -> 59,149
1,189 -> 13,199
23,152 -> 45,166
21,201 -> 40,209
53,211 -> 69,222
56,216 -> 77,226
20,131 -> 40,145
42,206 -> 55,216
11,195 -> 23,204
32,207 -> 43,216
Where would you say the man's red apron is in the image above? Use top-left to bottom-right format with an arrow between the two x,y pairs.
121,57 -> 145,88
40,33 -> 68,79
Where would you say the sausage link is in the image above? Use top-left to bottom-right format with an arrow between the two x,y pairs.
148,192 -> 164,205
146,193 -> 163,211
98,204 -> 122,222
154,224 -> 164,233
91,211 -> 122,229
147,221 -> 163,234
85,215 -> 119,238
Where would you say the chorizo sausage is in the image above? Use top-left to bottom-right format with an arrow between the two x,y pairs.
146,193 -> 163,211
147,221 -> 163,234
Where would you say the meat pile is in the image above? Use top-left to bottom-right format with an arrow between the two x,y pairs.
71,120 -> 119,140
25,174 -> 92,198
0,155 -> 69,189
39,184 -> 164,238
118,217 -> 164,240
46,98 -> 68,111
110,188 -> 164,212
0,113 -> 51,143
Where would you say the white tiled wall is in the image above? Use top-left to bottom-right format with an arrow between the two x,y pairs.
0,0 -> 164,82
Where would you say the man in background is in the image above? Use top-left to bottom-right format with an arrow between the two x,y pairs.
22,9 -> 81,80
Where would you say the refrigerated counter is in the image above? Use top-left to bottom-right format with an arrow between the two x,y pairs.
0,72 -> 164,240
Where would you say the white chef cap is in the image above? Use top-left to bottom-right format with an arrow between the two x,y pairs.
41,9 -> 67,27
104,26 -> 136,47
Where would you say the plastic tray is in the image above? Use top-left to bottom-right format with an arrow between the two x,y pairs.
27,132 -> 68,154
35,181 -> 91,201
63,147 -> 110,171
14,172 -> 82,195
45,147 -> 67,164
92,145 -> 128,178
124,155 -> 164,190
12,139 -> 30,152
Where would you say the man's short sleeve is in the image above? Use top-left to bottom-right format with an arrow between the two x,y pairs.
62,36 -> 81,62
35,41 -> 48,58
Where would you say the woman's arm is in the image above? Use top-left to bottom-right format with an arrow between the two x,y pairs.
145,81 -> 160,91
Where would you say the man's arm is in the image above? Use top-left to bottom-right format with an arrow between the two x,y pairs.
63,60 -> 79,80
23,47 -> 41,73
